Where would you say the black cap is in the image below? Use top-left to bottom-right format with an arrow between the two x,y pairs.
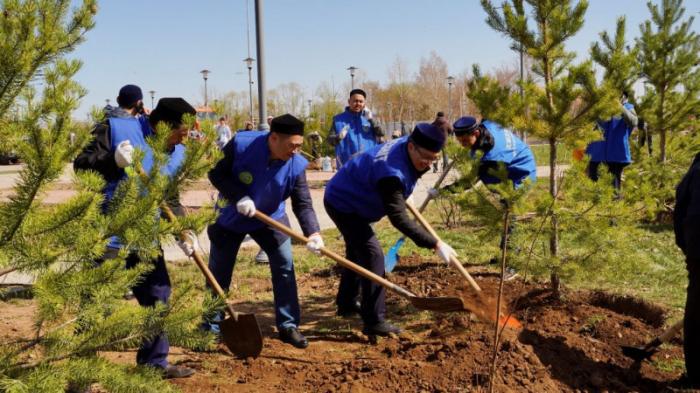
270,114 -> 305,136
149,97 -> 196,128
409,123 -> 446,152
349,88 -> 366,98
453,116 -> 480,136
117,84 -> 143,107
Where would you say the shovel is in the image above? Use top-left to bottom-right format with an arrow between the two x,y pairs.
159,204 -> 263,358
405,202 -> 522,329
252,211 -> 466,313
621,319 -> 683,361
139,164 -> 263,358
385,161 -> 455,273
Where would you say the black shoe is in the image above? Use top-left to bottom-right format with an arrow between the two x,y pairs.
336,300 -> 362,318
161,365 -> 195,379
362,321 -> 402,337
279,327 -> 308,349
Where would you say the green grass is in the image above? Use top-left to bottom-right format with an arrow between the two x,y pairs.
530,143 -> 572,167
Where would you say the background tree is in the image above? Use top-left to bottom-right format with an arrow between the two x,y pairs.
480,0 -> 618,294
636,0 -> 700,163
0,1 -> 218,391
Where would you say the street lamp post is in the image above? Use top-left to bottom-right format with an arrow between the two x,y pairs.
307,99 -> 312,117
200,69 -> 211,107
347,66 -> 358,89
444,76 -> 456,171
148,90 -> 155,109
244,57 -> 255,123
446,76 -> 455,120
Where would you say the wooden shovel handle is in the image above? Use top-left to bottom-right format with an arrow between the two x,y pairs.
159,202 -> 239,318
417,161 -> 455,212
138,167 -> 238,317
405,202 -> 482,292
252,210 -> 416,299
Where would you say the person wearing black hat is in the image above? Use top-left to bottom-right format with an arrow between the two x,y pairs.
73,96 -> 198,379
204,114 -> 323,349
327,88 -> 384,168
324,123 -> 459,337
450,117 -> 536,189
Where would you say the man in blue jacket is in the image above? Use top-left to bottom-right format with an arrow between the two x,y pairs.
327,88 -> 384,168
74,96 -> 198,379
586,91 -> 638,191
324,123 -> 459,336
674,152 -> 700,389
450,116 -> 536,189
205,114 -> 323,349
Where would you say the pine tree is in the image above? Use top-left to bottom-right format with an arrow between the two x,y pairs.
480,0 -> 617,294
636,0 -> 700,163
0,1 -> 219,391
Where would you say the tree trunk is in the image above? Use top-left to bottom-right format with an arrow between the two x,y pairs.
548,139 -> 560,296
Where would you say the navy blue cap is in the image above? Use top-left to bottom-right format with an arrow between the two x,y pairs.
453,116 -> 479,136
271,113 -> 305,136
117,84 -> 143,107
150,97 -> 196,128
410,122 -> 446,152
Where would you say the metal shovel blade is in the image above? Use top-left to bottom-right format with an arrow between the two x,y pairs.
384,237 -> 405,273
621,345 -> 657,361
409,295 -> 466,313
220,313 -> 263,359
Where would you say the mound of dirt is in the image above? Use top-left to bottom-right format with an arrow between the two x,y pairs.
167,254 -> 684,392
0,253 -> 684,392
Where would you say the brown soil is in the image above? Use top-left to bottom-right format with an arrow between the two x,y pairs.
0,254 -> 685,392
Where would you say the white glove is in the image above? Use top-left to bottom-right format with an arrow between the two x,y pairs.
177,230 -> 200,257
114,140 -> 134,168
338,125 -> 349,140
406,194 -> 415,206
427,188 -> 440,199
306,233 -> 324,255
236,196 -> 256,217
435,241 -> 458,265
362,108 -> 373,119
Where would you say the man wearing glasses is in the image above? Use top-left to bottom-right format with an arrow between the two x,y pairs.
323,123 -> 459,337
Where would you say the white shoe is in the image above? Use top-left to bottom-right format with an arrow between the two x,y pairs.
255,249 -> 269,264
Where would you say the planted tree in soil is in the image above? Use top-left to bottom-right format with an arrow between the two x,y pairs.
623,0 -> 700,222
480,0 -> 619,296
0,1 -> 219,391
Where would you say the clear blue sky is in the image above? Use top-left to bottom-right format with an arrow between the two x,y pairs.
68,0 -> 699,118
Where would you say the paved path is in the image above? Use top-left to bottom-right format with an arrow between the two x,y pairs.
0,163 -> 567,284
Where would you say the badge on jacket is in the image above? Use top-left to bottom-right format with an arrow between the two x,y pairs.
239,171 -> 253,185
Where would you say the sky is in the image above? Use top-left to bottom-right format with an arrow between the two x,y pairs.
67,0 -> 700,119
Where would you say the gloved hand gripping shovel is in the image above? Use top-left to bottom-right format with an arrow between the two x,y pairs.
253,211 -> 466,313
140,167 -> 263,358
405,202 -> 521,328
385,161 -> 455,273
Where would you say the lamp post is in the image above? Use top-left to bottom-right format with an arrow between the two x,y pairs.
446,76 -> 455,120
244,57 -> 255,122
307,99 -> 312,117
148,90 -> 155,109
347,66 -> 358,89
200,69 -> 211,107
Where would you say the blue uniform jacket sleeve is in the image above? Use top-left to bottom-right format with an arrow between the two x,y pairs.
208,139 -> 246,204
290,170 -> 320,236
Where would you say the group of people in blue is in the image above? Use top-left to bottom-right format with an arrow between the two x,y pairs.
72,84 -> 546,381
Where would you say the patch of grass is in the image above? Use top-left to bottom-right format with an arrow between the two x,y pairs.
652,358 -> 685,373
531,143 -> 572,167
